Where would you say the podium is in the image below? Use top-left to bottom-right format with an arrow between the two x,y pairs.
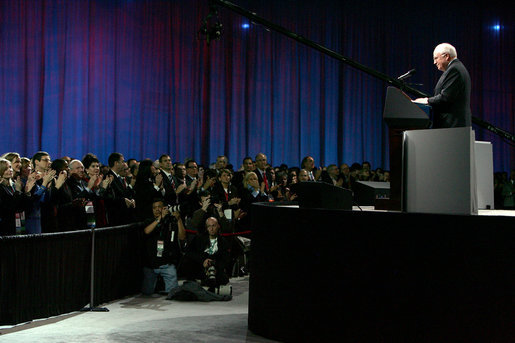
403,127 -> 478,215
377,86 -> 431,210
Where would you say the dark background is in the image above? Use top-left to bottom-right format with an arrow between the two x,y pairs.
1,0 -> 513,170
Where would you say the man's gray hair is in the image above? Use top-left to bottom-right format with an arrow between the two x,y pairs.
69,159 -> 82,168
434,43 -> 457,58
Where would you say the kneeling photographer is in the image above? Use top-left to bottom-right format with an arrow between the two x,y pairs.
179,217 -> 230,292
141,198 -> 186,295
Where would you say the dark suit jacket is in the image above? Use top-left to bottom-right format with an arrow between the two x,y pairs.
160,170 -> 177,206
0,185 -> 30,236
428,58 -> 471,128
255,169 -> 270,192
104,170 -> 135,226
53,177 -> 95,231
211,182 -> 239,211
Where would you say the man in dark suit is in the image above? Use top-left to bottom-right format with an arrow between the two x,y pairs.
232,156 -> 254,194
159,154 -> 177,206
413,43 -> 471,128
54,160 -> 97,231
104,152 -> 135,226
254,153 -> 269,193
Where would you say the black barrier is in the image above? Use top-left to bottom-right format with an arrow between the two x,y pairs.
0,223 -> 144,325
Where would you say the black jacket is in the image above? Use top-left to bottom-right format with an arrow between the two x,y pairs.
428,59 -> 472,128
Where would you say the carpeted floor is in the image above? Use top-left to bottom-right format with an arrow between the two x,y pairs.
0,277 -> 278,343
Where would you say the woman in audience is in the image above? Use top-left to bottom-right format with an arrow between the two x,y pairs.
0,158 -> 36,236
288,169 -> 298,186
1,152 -> 22,179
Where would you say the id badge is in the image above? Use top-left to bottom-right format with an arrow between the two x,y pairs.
157,240 -> 164,257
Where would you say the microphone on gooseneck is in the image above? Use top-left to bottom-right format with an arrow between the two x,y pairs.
397,68 -> 416,81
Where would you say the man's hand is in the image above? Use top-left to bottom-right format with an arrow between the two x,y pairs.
124,198 -> 135,208
201,196 -> 211,211
42,170 -> 56,187
155,174 -> 163,188
228,197 -> 241,206
55,170 -> 68,189
412,97 -> 428,105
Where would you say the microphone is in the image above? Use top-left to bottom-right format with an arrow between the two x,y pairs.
397,68 -> 416,81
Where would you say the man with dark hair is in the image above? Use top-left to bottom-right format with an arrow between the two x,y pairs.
31,151 -> 51,174
232,157 -> 254,193
159,154 -> 177,206
185,159 -> 200,188
300,156 -> 321,181
142,198 -> 186,295
104,152 -> 135,226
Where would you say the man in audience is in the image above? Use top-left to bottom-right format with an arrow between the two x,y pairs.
30,151 -> 55,232
254,153 -> 270,193
32,151 -> 52,175
298,169 -> 310,182
232,156 -> 254,193
215,156 -> 228,172
104,152 -> 135,226
142,198 -> 185,295
339,163 -> 351,189
159,154 -> 177,206
181,217 -> 231,292
301,156 -> 321,181
53,159 -> 97,231
185,159 -> 200,188
321,164 -> 342,187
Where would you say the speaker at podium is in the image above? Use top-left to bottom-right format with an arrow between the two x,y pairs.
353,181 -> 390,206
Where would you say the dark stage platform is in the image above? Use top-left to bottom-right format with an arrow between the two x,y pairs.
248,203 -> 515,342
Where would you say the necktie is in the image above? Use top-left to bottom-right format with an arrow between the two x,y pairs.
263,173 -> 269,191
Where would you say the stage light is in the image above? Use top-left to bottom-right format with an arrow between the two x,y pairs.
242,23 -> 250,29
491,24 -> 501,31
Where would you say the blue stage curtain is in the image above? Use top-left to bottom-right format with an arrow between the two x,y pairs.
0,0 -> 513,171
